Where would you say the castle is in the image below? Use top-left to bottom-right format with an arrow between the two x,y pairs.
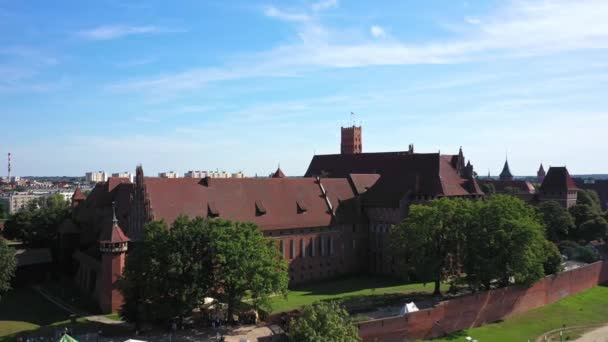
60,124 -> 578,313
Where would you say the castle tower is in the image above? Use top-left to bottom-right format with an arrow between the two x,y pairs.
341,125 -> 362,154
99,202 -> 129,314
499,159 -> 514,181
537,163 -> 546,183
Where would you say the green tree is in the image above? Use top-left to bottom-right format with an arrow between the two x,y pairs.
538,201 -> 575,242
464,195 -> 548,289
391,198 -> 475,295
481,183 -> 496,194
569,204 -> 597,229
579,217 -> 608,242
568,204 -> 606,242
0,238 -> 16,300
120,217 -> 213,324
542,240 -> 563,275
209,219 -> 288,319
287,301 -> 360,342
577,190 -> 602,213
0,201 -> 7,219
3,193 -> 70,247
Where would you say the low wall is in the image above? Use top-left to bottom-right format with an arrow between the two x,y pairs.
358,261 -> 608,341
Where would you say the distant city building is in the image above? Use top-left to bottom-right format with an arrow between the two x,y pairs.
158,171 -> 179,178
111,172 -> 134,183
184,170 -> 207,178
8,193 -> 43,214
7,190 -> 76,214
85,171 -> 107,183
208,171 -> 229,178
231,171 -> 244,178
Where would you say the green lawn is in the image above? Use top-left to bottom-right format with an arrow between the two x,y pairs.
0,287 -> 127,341
269,276 -> 446,314
428,285 -> 608,342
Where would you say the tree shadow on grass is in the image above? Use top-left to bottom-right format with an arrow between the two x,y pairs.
290,275 -> 430,296
0,287 -> 72,326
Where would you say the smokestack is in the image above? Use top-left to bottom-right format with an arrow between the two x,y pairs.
7,152 -> 11,182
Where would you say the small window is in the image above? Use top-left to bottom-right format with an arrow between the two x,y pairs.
301,239 -> 306,258
290,239 -> 295,259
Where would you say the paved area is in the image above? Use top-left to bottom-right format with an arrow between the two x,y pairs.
575,324 -> 608,342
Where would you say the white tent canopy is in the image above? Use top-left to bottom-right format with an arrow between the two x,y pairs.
399,302 -> 419,316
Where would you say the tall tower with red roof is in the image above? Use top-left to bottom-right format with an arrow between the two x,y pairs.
99,202 -> 129,313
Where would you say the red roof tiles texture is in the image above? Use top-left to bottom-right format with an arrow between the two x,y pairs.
99,223 -> 130,244
143,177 -> 357,230
305,152 -> 482,207
540,167 -> 579,193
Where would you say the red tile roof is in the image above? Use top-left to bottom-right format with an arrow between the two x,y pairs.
72,187 -> 86,201
479,179 -> 536,194
143,177 -> 358,230
305,151 -> 482,207
540,167 -> 579,193
99,222 -> 130,244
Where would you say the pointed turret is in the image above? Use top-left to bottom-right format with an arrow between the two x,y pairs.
99,202 -> 129,313
271,166 -> 286,178
499,159 -> 514,181
537,163 -> 546,183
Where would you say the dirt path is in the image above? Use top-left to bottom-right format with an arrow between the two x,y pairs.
575,324 -> 608,342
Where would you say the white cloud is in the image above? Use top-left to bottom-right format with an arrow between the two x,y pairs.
311,0 -> 338,12
109,0 -> 608,96
370,25 -> 386,38
263,6 -> 310,22
465,16 -> 481,24
78,25 -> 184,40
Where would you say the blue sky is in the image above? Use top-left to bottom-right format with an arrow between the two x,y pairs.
1,0 -> 607,177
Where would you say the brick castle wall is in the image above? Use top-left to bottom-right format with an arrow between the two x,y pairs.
357,261 -> 608,341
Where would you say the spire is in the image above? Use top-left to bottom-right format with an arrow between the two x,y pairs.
271,166 -> 286,178
112,201 -> 118,226
499,159 -> 514,181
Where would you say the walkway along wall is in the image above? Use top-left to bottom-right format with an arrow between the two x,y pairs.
357,261 -> 608,341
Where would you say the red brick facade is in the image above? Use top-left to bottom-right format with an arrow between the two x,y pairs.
357,261 -> 608,341
341,125 -> 362,154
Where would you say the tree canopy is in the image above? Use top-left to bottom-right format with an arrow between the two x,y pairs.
391,197 -> 474,295
120,217 -> 214,324
392,195 -> 561,292
209,219 -> 288,319
577,190 -> 602,213
120,216 -> 288,325
2,193 -> 70,247
538,201 -> 575,242
0,238 -> 16,300
287,301 -> 360,342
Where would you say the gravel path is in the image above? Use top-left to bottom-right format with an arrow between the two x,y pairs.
575,324 -> 608,342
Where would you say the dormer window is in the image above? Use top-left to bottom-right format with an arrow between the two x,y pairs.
297,200 -> 307,214
255,200 -> 267,216
208,202 -> 219,217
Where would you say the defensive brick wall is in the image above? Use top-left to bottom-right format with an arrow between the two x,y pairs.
357,261 -> 608,341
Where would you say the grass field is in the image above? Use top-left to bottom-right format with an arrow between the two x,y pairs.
0,287 -> 127,341
0,287 -> 74,339
429,285 -> 608,342
269,276 -> 447,313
